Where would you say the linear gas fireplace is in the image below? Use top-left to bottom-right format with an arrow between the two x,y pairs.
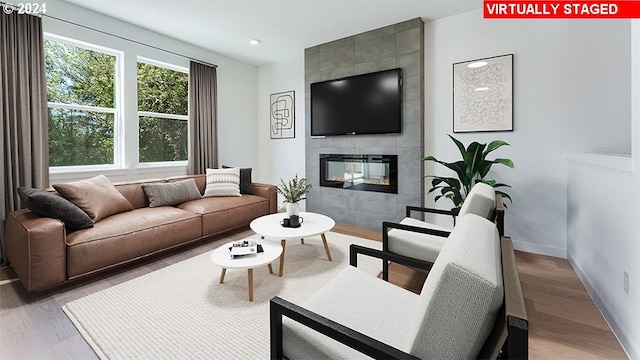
320,154 -> 398,194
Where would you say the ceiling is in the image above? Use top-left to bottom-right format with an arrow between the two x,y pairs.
64,0 -> 482,66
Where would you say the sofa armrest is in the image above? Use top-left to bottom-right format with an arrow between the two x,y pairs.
251,183 -> 277,214
270,296 -> 419,360
4,209 -> 67,292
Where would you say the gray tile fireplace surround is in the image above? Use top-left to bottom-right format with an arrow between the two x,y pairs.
304,18 -> 425,230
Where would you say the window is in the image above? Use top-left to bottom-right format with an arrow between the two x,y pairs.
45,37 -> 121,167
137,59 -> 188,163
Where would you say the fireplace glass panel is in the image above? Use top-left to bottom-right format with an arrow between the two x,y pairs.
320,154 -> 397,194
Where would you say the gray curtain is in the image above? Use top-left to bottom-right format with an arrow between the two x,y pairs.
0,12 -> 49,264
187,61 -> 218,174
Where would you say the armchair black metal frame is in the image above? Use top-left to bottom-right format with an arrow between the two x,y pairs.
270,237 -> 528,360
381,195 -> 505,280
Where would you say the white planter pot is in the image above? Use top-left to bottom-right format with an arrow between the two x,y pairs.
286,202 -> 300,217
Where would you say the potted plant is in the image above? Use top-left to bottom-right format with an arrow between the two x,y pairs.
423,135 -> 514,210
277,174 -> 312,216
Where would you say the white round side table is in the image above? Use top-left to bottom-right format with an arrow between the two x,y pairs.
211,240 -> 282,301
249,212 -> 335,277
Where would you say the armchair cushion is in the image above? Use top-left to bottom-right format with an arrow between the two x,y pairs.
458,182 -> 496,219
282,266 -> 418,359
408,214 -> 503,359
387,217 -> 449,263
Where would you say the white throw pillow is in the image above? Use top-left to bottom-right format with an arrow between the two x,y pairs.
203,168 -> 241,197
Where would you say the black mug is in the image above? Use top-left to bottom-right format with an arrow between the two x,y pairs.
289,215 -> 304,227
281,218 -> 290,227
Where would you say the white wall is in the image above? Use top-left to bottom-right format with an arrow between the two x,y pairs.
40,0 -> 258,184
256,56 -> 305,209
566,20 -> 640,360
424,10 -> 631,257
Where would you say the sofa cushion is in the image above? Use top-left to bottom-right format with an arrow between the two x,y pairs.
142,179 -> 202,207
114,178 -> 166,209
221,165 -> 253,195
17,187 -> 93,230
178,195 -> 269,236
203,168 -> 241,197
53,175 -> 134,222
66,207 -> 202,278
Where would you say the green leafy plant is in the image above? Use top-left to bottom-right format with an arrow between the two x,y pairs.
277,174 -> 312,203
423,135 -> 514,209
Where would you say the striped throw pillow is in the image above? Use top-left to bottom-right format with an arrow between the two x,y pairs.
203,168 -> 241,197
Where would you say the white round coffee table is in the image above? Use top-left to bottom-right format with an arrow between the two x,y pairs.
250,212 -> 335,277
211,240 -> 283,301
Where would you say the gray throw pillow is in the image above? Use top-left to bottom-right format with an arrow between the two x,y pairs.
17,187 -> 94,230
142,179 -> 202,207
221,165 -> 253,195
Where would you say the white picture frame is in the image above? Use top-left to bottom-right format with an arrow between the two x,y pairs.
270,90 -> 295,139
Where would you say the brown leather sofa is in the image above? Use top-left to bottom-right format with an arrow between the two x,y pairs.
4,174 -> 277,292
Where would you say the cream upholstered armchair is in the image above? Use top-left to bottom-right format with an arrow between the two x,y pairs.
382,182 -> 503,280
270,214 -> 527,359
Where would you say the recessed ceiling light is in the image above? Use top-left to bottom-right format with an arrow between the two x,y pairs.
468,61 -> 488,68
475,87 -> 490,92
249,39 -> 261,45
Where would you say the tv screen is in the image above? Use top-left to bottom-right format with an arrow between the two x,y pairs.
311,68 -> 402,136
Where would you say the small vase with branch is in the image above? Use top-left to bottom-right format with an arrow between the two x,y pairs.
277,174 -> 312,216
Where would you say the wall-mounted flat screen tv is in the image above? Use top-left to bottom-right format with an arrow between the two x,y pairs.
310,68 -> 402,136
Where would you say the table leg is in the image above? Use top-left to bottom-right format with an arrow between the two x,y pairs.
268,263 -> 273,274
300,238 -> 304,244
219,268 -> 227,283
279,239 -> 286,277
321,233 -> 332,261
247,268 -> 254,302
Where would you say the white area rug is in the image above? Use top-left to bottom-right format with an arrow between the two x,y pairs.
63,232 -> 383,360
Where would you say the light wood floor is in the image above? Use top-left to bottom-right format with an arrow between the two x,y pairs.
0,224 -> 629,359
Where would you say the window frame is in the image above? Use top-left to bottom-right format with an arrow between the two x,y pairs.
45,33 -> 124,173
136,56 -> 189,167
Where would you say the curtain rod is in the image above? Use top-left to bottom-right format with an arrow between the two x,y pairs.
1,1 -> 218,68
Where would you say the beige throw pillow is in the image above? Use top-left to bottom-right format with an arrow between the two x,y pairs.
203,168 -> 241,197
53,175 -> 134,222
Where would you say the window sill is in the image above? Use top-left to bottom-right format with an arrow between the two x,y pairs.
136,161 -> 188,173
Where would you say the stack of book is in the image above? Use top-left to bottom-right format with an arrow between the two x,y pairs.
228,240 -> 263,259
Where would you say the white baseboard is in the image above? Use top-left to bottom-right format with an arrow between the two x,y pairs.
511,240 -> 567,259
568,255 -> 639,360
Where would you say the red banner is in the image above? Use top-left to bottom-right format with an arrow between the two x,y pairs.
484,1 -> 640,18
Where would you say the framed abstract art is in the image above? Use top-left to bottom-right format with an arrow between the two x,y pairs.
453,54 -> 513,133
